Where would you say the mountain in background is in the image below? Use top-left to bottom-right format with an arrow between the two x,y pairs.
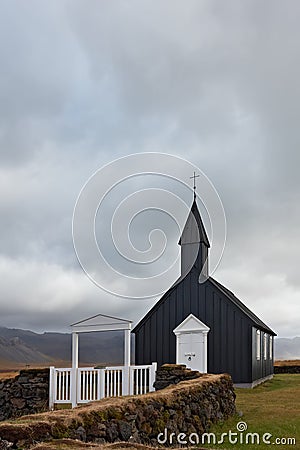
0,335 -> 53,364
0,327 -> 298,366
275,337 -> 300,360
0,327 -> 125,366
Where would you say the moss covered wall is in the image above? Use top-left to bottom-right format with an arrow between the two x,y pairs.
0,373 -> 235,448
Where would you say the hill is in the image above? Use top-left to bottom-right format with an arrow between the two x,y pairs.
0,335 -> 53,364
0,327 -> 125,366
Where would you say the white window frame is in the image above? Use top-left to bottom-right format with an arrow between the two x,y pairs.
269,335 -> 273,360
256,330 -> 261,360
263,333 -> 267,360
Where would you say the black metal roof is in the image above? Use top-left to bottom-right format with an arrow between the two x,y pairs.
209,277 -> 276,335
132,273 -> 276,335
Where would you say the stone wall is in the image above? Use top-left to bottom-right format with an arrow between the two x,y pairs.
0,373 -> 236,448
274,365 -> 300,374
0,369 -> 49,421
154,364 -> 203,390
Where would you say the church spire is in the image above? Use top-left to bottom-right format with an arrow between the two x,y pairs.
179,179 -> 210,277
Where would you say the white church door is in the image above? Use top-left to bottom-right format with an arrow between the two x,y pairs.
177,332 -> 204,372
173,314 -> 210,373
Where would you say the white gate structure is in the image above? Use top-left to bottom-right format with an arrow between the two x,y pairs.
49,363 -> 157,408
49,314 -> 157,408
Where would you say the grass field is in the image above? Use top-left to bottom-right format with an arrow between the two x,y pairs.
201,374 -> 299,450
274,359 -> 300,366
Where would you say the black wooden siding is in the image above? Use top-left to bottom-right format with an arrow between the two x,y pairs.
251,327 -> 274,381
134,268 -> 274,384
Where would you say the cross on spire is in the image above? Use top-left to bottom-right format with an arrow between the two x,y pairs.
190,171 -> 199,200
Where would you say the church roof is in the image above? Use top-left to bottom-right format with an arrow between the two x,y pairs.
179,199 -> 210,247
132,274 -> 276,335
209,277 -> 276,335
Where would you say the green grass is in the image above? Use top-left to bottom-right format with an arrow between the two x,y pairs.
200,374 -> 300,450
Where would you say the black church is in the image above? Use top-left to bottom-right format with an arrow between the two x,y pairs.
133,195 -> 276,387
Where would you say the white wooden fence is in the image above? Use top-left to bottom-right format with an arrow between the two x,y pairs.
49,363 -> 157,409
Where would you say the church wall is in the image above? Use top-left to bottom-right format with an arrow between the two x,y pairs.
200,280 -> 252,383
134,272 -> 254,383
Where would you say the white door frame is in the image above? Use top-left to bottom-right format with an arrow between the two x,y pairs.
173,314 -> 210,373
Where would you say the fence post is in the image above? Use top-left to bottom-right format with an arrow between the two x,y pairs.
149,362 -> 157,392
129,366 -> 134,395
100,368 -> 105,399
70,368 -> 78,408
49,366 -> 55,410
97,369 -> 102,400
71,332 -> 79,408
123,366 -> 130,395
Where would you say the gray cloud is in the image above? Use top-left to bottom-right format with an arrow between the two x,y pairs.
0,0 -> 299,338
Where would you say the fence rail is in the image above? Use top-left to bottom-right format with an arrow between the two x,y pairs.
49,363 -> 157,409
77,368 -> 101,403
52,368 -> 72,403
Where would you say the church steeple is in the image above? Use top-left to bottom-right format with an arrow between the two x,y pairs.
179,196 -> 210,278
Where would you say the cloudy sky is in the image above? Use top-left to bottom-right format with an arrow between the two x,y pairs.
0,0 -> 299,339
